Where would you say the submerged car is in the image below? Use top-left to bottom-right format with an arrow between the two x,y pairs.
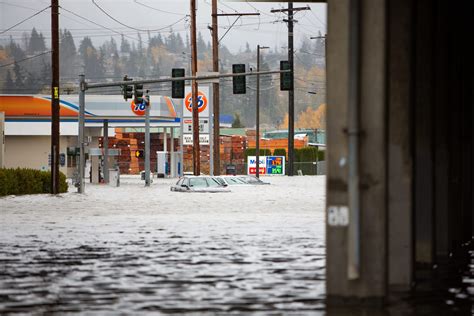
213,176 -> 251,186
236,175 -> 271,185
170,176 -> 231,193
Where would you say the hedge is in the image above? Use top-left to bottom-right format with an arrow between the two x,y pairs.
273,148 -> 287,157
244,148 -> 272,159
0,168 -> 68,197
295,147 -> 325,162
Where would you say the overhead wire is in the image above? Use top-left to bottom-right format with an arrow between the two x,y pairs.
91,0 -> 189,33
0,5 -> 51,35
132,0 -> 187,16
0,51 -> 52,68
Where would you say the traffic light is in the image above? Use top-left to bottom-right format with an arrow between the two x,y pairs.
232,64 -> 246,94
172,68 -> 185,98
133,83 -> 144,104
135,150 -> 144,158
280,61 -> 292,91
122,75 -> 133,101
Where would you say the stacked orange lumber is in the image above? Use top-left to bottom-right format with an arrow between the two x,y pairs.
247,137 -> 308,154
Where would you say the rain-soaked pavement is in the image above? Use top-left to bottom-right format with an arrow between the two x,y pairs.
0,176 -> 326,315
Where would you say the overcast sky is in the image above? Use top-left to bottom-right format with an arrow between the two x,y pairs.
0,0 -> 327,53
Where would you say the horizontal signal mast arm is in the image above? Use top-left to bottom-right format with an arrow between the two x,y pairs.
84,69 -> 291,90
270,6 -> 311,13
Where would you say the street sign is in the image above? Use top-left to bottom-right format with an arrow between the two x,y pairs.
183,118 -> 209,133
183,134 -> 210,145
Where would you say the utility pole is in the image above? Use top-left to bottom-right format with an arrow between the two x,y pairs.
271,4 -> 310,176
256,45 -> 269,178
51,0 -> 60,193
190,0 -> 200,175
211,9 -> 259,176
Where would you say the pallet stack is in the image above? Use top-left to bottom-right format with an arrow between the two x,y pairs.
100,129 -> 179,174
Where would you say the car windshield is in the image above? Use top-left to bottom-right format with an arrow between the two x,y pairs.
189,177 -> 209,188
226,177 -> 246,184
176,178 -> 184,186
206,177 -> 222,187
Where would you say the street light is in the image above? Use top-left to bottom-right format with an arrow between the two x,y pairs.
256,44 -> 269,178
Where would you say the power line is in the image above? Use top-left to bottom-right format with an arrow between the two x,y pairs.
132,0 -> 186,16
59,6 -> 145,45
0,51 -> 52,68
91,0 -> 189,33
0,5 -> 50,35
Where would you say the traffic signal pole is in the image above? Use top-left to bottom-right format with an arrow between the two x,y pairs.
144,92 -> 151,187
211,0 -> 220,176
288,2 -> 295,177
190,0 -> 200,176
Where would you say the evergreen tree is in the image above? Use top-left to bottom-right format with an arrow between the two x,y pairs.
232,112 -> 245,128
28,28 -> 46,54
4,70 -> 15,92
120,34 -> 131,54
79,37 -> 103,79
7,37 -> 26,61
12,62 -> 25,93
59,29 -> 77,77
245,42 -> 251,53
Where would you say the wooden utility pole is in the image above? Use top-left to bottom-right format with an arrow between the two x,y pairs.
190,0 -> 200,175
256,45 -> 269,178
211,9 -> 259,175
51,0 -> 60,193
211,0 -> 220,175
271,4 -> 310,177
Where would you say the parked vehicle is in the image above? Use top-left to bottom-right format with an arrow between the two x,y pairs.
213,176 -> 250,186
236,175 -> 271,185
170,176 -> 231,193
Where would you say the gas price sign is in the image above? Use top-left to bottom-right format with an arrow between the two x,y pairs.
266,156 -> 284,175
247,156 -> 285,176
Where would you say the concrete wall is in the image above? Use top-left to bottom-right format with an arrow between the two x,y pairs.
326,0 -> 388,302
4,136 -> 77,177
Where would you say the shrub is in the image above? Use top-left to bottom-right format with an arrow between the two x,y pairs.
0,168 -> 68,197
273,148 -> 287,157
245,148 -> 271,159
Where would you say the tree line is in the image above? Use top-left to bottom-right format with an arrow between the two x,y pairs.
0,27 -> 326,129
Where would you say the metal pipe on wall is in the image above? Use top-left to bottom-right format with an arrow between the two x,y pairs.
347,0 -> 361,280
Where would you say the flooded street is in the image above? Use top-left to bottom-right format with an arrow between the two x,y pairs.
0,176 -> 326,314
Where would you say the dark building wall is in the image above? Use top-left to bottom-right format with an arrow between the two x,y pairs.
326,0 -> 473,302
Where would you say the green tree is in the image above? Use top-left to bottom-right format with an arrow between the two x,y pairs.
28,28 -> 46,54
232,112 -> 245,128
59,29 -> 76,77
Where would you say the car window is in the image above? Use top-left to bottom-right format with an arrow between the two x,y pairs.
189,177 -> 208,187
214,177 -> 226,185
207,177 -> 222,187
176,178 -> 184,186
227,177 -> 243,184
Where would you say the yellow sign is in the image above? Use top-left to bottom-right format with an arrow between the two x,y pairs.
53,87 -> 59,99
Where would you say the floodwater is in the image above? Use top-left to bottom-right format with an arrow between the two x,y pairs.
0,176 -> 326,315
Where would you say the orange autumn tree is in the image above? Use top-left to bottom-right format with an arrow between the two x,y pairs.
279,104 -> 326,129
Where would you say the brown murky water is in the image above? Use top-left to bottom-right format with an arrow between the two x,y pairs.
0,176 -> 326,314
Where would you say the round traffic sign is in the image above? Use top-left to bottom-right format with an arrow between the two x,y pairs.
131,100 -> 148,116
185,91 -> 208,114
